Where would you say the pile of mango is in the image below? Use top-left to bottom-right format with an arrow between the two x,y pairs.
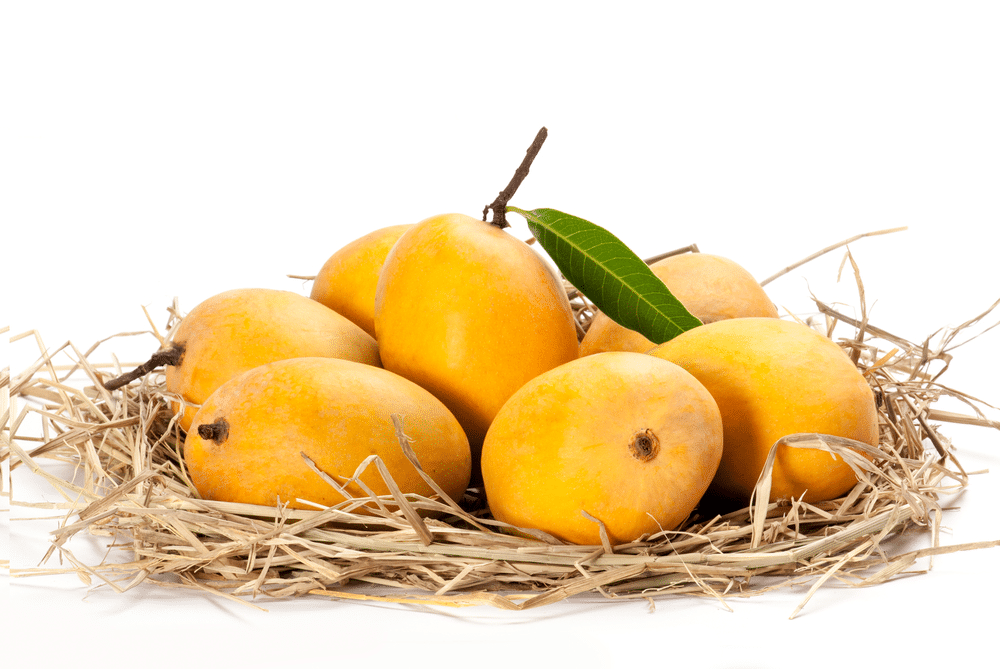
127,212 -> 876,546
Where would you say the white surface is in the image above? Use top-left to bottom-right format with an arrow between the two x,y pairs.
4,2 -> 1000,666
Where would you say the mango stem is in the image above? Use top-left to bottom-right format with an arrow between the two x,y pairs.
197,417 -> 229,444
482,127 -> 548,229
102,344 -> 185,391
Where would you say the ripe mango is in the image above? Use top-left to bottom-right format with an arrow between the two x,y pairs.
648,317 -> 879,504
184,357 -> 471,509
310,224 -> 413,338
482,352 -> 724,546
164,288 -> 380,432
373,213 -> 580,470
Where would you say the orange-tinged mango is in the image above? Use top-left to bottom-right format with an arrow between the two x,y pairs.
310,224 -> 414,338
374,213 -> 580,468
647,317 -> 879,505
481,352 -> 724,546
165,288 -> 380,432
580,253 -> 779,356
184,357 -> 471,509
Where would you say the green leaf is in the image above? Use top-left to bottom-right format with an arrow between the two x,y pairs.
508,206 -> 702,345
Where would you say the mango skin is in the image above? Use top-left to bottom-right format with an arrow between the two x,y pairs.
184,357 -> 471,509
580,253 -> 779,356
310,224 -> 414,338
481,352 -> 724,546
373,213 -> 580,466
647,318 -> 879,505
165,288 -> 381,432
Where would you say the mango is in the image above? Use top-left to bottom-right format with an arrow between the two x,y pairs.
184,357 -> 471,509
373,213 -> 579,471
310,224 -> 414,338
481,352 -> 724,546
648,317 -> 879,504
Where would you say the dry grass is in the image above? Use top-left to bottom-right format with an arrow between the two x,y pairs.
6,244 -> 1000,617
2,327 -> 10,575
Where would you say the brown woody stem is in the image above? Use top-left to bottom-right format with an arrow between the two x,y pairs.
102,344 -> 185,391
197,417 -> 230,444
483,127 -> 548,229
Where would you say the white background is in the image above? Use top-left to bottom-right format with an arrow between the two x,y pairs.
4,2 -> 1000,666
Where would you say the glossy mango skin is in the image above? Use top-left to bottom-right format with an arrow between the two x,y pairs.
184,357 -> 471,509
648,318 -> 879,505
580,253 -> 779,356
164,288 -> 381,432
373,213 -> 580,466
310,224 -> 414,338
481,352 -> 724,546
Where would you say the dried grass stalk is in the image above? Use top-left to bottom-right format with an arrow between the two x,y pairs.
2,331 -> 10,574
6,249 -> 1000,617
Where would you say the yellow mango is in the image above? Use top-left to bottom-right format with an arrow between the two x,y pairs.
373,213 -> 579,471
310,224 -> 414,338
184,357 -> 471,509
648,317 -> 879,504
481,352 -> 724,546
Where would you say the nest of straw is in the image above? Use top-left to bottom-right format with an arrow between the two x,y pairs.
7,242 -> 1000,616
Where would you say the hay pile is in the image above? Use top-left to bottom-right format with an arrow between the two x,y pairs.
6,244 -> 1000,617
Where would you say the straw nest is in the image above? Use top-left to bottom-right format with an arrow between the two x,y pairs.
7,235 -> 1000,616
